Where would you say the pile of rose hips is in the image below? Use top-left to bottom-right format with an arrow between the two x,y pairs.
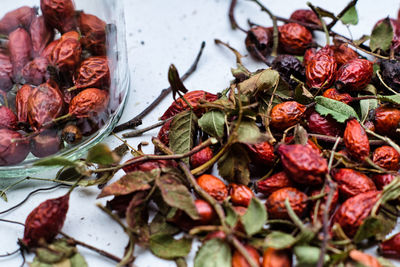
0,0 -> 110,166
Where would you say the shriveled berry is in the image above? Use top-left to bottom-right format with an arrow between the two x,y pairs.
0,6 -> 36,35
270,101 -> 306,130
41,0 -> 77,33
266,187 -> 308,219
232,245 -> 260,267
310,184 -> 339,222
0,129 -> 30,166
372,146 -> 400,170
16,84 -> 34,124
229,183 -> 254,207
372,174 -> 396,190
332,191 -> 380,237
330,43 -> 358,67
245,26 -> 273,60
79,12 -> 107,55
61,124 -> 82,144
247,141 -> 275,166
194,199 -> 215,225
285,136 -> 322,155
262,248 -> 292,267
344,119 -> 370,161
0,106 -> 18,130
9,28 -> 33,81
322,88 -> 352,104
335,59 -> 373,91
332,168 -> 377,199
51,32 -> 82,72
257,172 -> 293,196
157,120 -> 171,146
379,60 -> 400,92
190,146 -> 213,169
279,23 -> 312,55
303,48 -> 316,66
204,230 -> 226,241
69,88 -> 109,118
0,53 -> 13,92
306,51 -> 337,89
30,16 -> 54,57
197,174 -> 228,202
278,144 -> 327,185
289,9 -> 321,28
374,106 -> 400,136
22,57 -> 49,86
379,232 -> 400,257
31,129 -> 63,158
307,111 -> 342,136
364,121 -> 375,132
271,55 -> 305,88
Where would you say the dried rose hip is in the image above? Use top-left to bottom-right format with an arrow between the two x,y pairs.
22,57 -> 49,86
61,124 -> 82,144
332,168 -> 377,199
73,56 -> 110,90
364,120 -> 375,132
284,134 -> 322,155
343,119 -> 370,161
41,0 -> 77,33
160,90 -> 218,120
374,106 -> 400,136
372,173 -> 396,190
332,191 -> 380,237
330,43 -> 358,67
349,250 -> 382,267
229,183 -> 254,207
278,144 -> 328,185
266,187 -> 308,219
0,129 -> 30,166
0,106 -> 18,130
190,146 -> 213,169
79,12 -> 107,55
0,53 -> 13,92
69,88 -> 109,118
246,141 -> 275,166
51,31 -> 82,72
279,23 -> 312,55
204,230 -> 226,241
270,101 -> 306,130
379,60 -> 400,91
157,119 -> 171,146
379,232 -> 400,257
245,26 -> 273,59
372,146 -> 400,171
27,81 -> 64,130
41,39 -> 59,61
16,84 -> 34,124
197,174 -> 228,202
335,58 -> 373,91
306,51 -> 337,89
194,199 -> 216,225
0,6 -> 36,34
310,184 -> 339,222
232,245 -> 260,267
322,88 -> 352,104
31,129 -> 63,158
271,54 -> 305,88
289,9 -> 321,27
22,192 -> 70,246
307,110 -> 342,136
303,48 -> 316,66
262,248 -> 292,267
257,171 -> 293,196
9,28 -> 33,81
30,15 -> 54,57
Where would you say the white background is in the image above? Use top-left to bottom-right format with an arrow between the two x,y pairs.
1,0 -> 400,266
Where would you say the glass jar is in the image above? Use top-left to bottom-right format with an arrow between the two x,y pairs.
0,0 -> 129,177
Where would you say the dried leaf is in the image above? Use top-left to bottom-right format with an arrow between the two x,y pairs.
194,239 -> 231,267
149,234 -> 192,260
370,18 -> 394,52
237,69 -> 279,96
264,231 -> 296,249
359,96 -> 378,123
217,143 -> 250,185
97,170 -> 159,198
198,110 -> 226,139
168,64 -> 188,100
224,202 -> 239,227
150,213 -> 180,236
169,110 -> 198,164
87,143 -> 115,165
340,6 -> 358,25
0,191 -> 7,202
236,120 -> 265,144
315,96 -> 359,123
156,173 -> 199,220
241,197 -> 267,236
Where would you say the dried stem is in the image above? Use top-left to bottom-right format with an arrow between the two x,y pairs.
122,118 -> 171,138
306,133 -> 385,146
307,2 -> 330,45
0,248 -> 19,258
376,70 -> 400,95
229,0 -> 247,32
113,41 -> 206,133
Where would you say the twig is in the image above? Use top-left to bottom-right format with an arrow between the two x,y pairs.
0,218 -> 24,227
113,41 -> 206,133
327,0 -> 358,30
306,133 -> 385,146
0,248 -> 19,258
60,231 -> 122,263
122,118 -> 171,138
229,0 -> 247,32
307,2 -> 330,45
376,70 -> 400,95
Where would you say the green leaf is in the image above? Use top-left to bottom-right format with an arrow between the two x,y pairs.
194,239 -> 231,267
97,170 -> 159,198
315,96 -> 359,123
340,6 -> 358,25
87,143 -> 115,165
294,246 -> 330,267
378,94 -> 400,105
156,173 -> 199,220
70,253 -> 88,267
150,213 -> 180,236
275,77 -> 293,99
294,84 -> 313,105
198,110 -> 225,139
217,143 -> 250,185
34,156 -> 78,167
150,234 -> 192,260
264,231 -> 296,249
359,96 -> 378,123
354,209 -> 397,243
370,18 -> 394,52
241,198 -> 267,236
237,69 -> 279,96
236,120 -> 265,144
224,202 -> 239,227
33,239 -> 78,265
169,110 -> 198,164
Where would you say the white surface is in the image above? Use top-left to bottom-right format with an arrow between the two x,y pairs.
1,0 -> 400,266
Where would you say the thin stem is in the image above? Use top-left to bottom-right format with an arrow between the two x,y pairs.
0,177 -> 29,201
0,248 -> 19,258
376,70 -> 400,95
113,41 -> 206,133
327,0 -> 358,30
122,119 -> 171,138
307,133 -> 385,146
60,231 -> 122,263
307,2 -> 330,45
264,81 -> 279,144
365,129 -> 400,156
229,236 -> 259,267
215,39 -> 245,65
229,0 -> 247,32
0,218 -> 24,227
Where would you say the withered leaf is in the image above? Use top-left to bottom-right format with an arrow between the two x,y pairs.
150,213 -> 180,236
156,173 -> 200,220
87,143 -> 115,165
217,143 -> 250,185
126,191 -> 150,247
97,169 -> 160,198
149,234 -> 192,260
237,68 -> 279,96
241,197 -> 267,236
